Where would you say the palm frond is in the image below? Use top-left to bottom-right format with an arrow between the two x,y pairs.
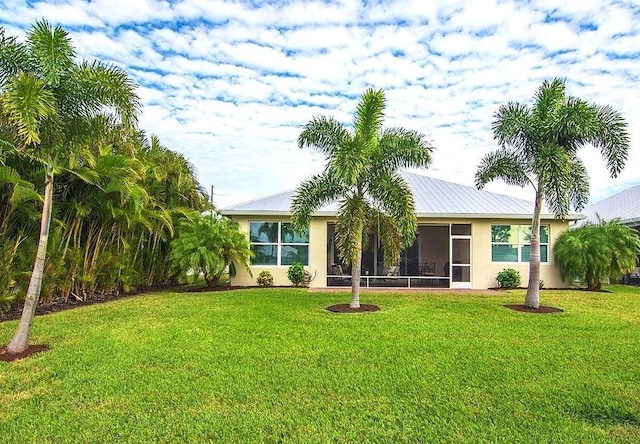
365,207 -> 402,267
474,148 -> 530,189
491,102 -> 531,151
297,116 -> 349,157
290,172 -> 345,231
335,195 -> 368,266
566,156 -> 589,212
0,28 -> 31,87
588,104 -> 630,178
27,20 -> 74,87
68,61 -> 140,126
368,172 -> 417,246
353,88 -> 385,153
532,78 -> 565,123
375,127 -> 433,172
537,145 -> 573,218
1,72 -> 57,146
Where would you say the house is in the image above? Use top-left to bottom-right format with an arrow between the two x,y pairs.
580,184 -> 640,280
221,171 -> 580,289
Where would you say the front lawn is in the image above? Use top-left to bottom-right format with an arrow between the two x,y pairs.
1,287 -> 639,442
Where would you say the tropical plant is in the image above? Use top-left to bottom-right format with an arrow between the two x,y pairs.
256,270 -> 274,287
1,21 -> 140,354
475,78 -> 629,308
496,268 -> 521,289
291,88 -> 434,308
287,261 -> 306,287
554,219 -> 640,290
168,213 -> 252,287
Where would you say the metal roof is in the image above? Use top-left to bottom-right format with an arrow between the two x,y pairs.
221,171 -> 578,220
580,185 -> 640,227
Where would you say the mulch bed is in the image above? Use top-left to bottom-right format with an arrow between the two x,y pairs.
504,304 -> 564,314
0,344 -> 50,362
327,303 -> 380,313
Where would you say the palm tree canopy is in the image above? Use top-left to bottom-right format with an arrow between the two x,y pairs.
476,77 -> 629,219
292,88 -> 434,267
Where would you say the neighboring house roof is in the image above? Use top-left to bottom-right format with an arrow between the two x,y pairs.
580,185 -> 640,227
221,171 -> 580,220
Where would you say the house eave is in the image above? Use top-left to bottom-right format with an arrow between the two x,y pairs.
221,209 -> 583,221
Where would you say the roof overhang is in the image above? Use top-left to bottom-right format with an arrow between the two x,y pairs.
221,210 -> 584,222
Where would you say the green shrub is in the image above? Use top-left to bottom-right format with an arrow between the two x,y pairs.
539,279 -> 545,290
287,261 -> 306,287
256,270 -> 273,287
496,268 -> 521,288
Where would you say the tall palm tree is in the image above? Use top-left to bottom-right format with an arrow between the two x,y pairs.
0,21 -> 139,354
291,88 -> 434,308
475,78 -> 629,308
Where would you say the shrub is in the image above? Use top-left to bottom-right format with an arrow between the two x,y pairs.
256,270 -> 273,287
287,261 -> 306,287
539,280 -> 545,290
496,268 -> 521,289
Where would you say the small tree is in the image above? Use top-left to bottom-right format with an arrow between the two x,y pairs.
554,219 -> 640,290
168,213 -> 252,287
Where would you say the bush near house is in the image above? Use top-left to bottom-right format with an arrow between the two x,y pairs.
256,270 -> 274,287
496,268 -> 522,288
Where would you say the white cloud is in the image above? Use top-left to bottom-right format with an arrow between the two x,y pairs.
2,0 -> 639,210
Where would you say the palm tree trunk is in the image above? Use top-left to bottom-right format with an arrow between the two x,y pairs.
525,190 -> 542,308
6,170 -> 54,354
350,241 -> 363,308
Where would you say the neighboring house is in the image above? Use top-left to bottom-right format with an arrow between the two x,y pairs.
221,171 -> 580,289
580,185 -> 640,279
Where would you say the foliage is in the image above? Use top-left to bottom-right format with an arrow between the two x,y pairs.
475,78 -> 629,308
1,287 -> 639,442
256,270 -> 273,287
554,219 -> 640,290
168,213 -> 252,287
539,280 -> 544,290
287,261 -> 306,287
292,88 -> 434,307
496,268 -> 521,288
0,20 -> 209,330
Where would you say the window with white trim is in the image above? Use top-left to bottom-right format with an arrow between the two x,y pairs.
491,224 -> 549,262
249,221 -> 309,266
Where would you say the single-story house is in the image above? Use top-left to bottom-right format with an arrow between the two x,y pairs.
221,171 -> 580,289
580,184 -> 640,279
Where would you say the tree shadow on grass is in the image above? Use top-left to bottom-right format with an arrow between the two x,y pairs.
571,403 -> 640,428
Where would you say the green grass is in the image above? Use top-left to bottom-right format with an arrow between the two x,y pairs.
1,286 -> 640,443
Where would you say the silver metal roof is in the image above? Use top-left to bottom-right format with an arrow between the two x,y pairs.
221,171 -> 576,220
580,185 -> 640,227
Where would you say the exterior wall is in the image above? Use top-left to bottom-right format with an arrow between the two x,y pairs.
229,216 -> 329,288
229,215 -> 571,289
470,218 -> 569,289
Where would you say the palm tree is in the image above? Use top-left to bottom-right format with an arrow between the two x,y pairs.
291,88 -> 434,308
0,21 -> 139,354
554,219 -> 640,290
475,78 -> 629,308
168,213 -> 252,287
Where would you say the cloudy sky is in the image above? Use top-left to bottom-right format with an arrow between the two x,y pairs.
2,0 -> 639,209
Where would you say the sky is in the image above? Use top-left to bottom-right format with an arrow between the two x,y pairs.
1,0 -> 639,209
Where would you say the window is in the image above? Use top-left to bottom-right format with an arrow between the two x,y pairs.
249,221 -> 309,266
491,225 -> 549,263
